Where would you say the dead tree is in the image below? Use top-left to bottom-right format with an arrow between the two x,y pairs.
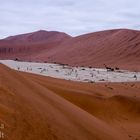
115,67 -> 120,70
134,75 -> 137,80
104,64 -> 114,72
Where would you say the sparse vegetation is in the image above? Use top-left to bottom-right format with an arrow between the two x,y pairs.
15,58 -> 19,61
104,64 -> 114,71
115,67 -> 120,70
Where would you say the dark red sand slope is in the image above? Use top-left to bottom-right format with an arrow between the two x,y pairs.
4,30 -> 71,43
0,30 -> 71,60
45,29 -> 140,70
1,29 -> 140,70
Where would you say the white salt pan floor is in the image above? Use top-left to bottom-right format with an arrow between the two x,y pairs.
0,60 -> 140,83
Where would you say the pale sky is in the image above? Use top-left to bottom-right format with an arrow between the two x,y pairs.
0,0 -> 140,38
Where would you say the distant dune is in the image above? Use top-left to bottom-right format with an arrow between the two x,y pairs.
0,30 -> 71,61
45,29 -> 140,70
4,30 -> 71,43
1,64 -> 140,140
0,29 -> 140,70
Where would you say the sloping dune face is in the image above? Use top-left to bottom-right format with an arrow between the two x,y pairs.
25,73 -> 140,140
0,64 -> 127,140
46,29 -> 140,70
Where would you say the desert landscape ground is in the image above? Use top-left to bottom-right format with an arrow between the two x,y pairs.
0,29 -> 140,140
1,64 -> 140,140
0,60 -> 140,82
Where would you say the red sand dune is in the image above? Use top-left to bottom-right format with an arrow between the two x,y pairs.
44,29 -> 140,70
0,29 -> 140,70
4,30 -> 71,43
0,30 -> 71,61
1,64 -> 140,140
